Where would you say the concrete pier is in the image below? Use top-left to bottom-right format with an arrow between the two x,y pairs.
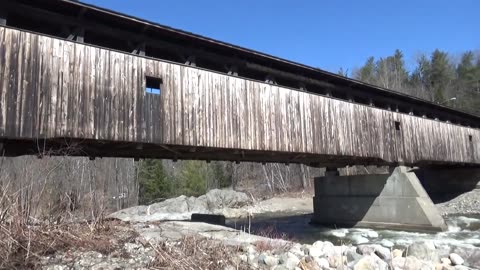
312,166 -> 447,231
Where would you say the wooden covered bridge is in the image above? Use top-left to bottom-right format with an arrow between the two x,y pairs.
0,0 -> 479,169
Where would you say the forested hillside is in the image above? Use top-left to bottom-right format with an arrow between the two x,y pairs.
350,49 -> 480,115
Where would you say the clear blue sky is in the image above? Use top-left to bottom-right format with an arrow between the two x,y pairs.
82,0 -> 479,75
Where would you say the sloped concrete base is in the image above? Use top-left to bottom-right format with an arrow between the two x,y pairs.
312,166 -> 447,231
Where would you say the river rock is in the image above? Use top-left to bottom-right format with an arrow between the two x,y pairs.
406,241 -> 439,262
380,239 -> 395,248
279,252 -> 300,269
289,243 -> 304,257
307,246 -> 323,257
314,257 -> 330,269
330,229 -> 348,238
449,253 -> 464,266
436,263 -> 455,270
441,258 -> 452,265
311,241 -> 335,256
453,266 -> 472,270
357,244 -> 391,261
362,230 -> 379,238
327,255 -> 347,268
449,246 -> 480,268
264,255 -> 279,267
333,245 -> 351,256
241,244 -> 256,255
239,254 -> 248,263
247,253 -> 256,264
392,249 -> 404,258
353,255 -> 388,270
346,249 -> 362,263
392,256 -> 435,270
351,235 -> 369,244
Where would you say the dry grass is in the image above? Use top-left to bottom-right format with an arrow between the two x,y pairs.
149,236 -> 249,270
252,225 -> 293,254
0,220 -> 138,269
0,219 -> 254,270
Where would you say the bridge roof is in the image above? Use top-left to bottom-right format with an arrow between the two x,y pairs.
3,0 -> 480,126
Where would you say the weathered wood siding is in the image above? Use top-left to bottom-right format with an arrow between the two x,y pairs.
0,27 -> 479,165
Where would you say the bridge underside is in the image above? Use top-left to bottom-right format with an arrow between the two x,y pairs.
1,138 -> 479,169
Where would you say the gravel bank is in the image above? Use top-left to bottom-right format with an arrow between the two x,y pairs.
436,189 -> 480,216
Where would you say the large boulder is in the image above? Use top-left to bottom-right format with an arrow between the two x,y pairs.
203,189 -> 252,209
148,195 -> 197,213
108,189 -> 252,221
406,241 -> 439,262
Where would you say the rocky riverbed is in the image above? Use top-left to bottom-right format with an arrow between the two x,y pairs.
37,189 -> 480,269
40,220 -> 480,269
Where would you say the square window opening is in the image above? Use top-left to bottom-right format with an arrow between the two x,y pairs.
146,76 -> 162,95
394,121 -> 401,131
469,135 -> 473,142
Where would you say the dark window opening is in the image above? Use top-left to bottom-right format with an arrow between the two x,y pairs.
395,121 -> 401,131
354,96 -> 369,106
146,76 -> 162,95
331,91 -> 347,100
469,135 -> 473,142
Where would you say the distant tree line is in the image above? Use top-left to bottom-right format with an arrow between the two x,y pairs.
350,49 -> 480,115
138,160 -> 233,204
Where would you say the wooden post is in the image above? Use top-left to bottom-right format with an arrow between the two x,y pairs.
185,55 -> 196,66
265,75 -> 275,84
67,27 -> 85,42
76,28 -> 85,43
132,42 -> 146,56
227,65 -> 238,76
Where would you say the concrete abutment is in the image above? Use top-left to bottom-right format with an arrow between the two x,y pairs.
312,166 -> 448,231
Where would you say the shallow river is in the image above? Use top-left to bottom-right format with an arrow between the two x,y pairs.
226,213 -> 480,249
